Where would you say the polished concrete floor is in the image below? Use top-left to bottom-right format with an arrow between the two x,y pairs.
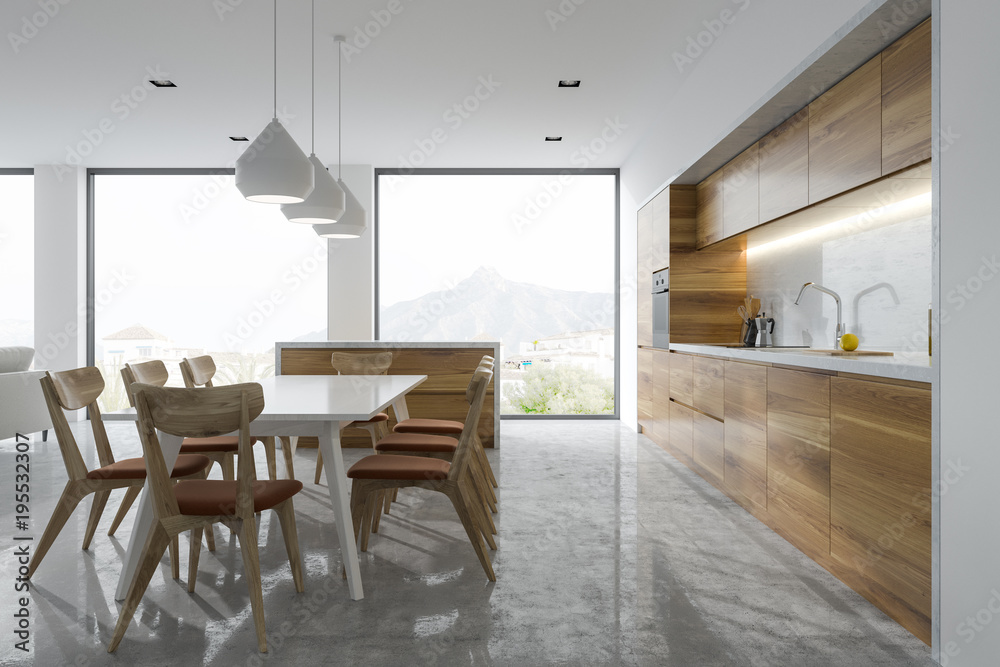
0,420 -> 935,666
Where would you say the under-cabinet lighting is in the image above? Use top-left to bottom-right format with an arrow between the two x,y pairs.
545,136 -> 563,142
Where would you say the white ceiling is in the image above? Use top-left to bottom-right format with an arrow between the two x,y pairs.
1,0 -> 739,169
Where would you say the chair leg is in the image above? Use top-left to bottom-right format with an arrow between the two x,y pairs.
446,483 -> 496,581
107,485 -> 142,536
169,535 -> 180,579
28,483 -> 87,578
263,437 -> 277,481
188,526 -> 204,593
221,453 -> 236,481
279,436 -> 296,480
359,490 -> 378,552
383,491 -> 393,515
235,518 -> 268,653
107,525 -> 173,652
314,449 -> 324,485
274,500 -> 305,593
204,526 -> 216,552
83,489 -> 111,550
475,434 -> 498,488
466,470 -> 498,542
370,491 -> 385,533
349,479 -> 369,548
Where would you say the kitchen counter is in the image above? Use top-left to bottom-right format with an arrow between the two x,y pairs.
668,343 -> 933,384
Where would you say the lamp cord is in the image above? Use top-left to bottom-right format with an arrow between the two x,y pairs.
337,36 -> 342,180
273,0 -> 277,119
310,0 -> 315,153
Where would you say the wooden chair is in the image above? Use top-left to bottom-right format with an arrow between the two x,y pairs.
313,351 -> 394,484
27,367 -> 210,580
348,366 -> 496,581
180,355 -> 293,480
108,382 -> 304,653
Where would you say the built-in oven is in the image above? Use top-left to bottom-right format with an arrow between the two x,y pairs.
652,268 -> 669,349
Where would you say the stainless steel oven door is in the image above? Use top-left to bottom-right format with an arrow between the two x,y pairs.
652,289 -> 669,348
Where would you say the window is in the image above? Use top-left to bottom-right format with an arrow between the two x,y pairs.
91,171 -> 328,411
377,171 -> 618,416
0,171 -> 33,350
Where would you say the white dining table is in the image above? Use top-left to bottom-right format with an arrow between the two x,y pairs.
104,373 -> 427,602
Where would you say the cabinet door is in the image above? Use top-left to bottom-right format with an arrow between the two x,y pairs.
668,352 -> 693,406
637,347 -> 653,434
693,412 -> 725,485
651,187 -> 671,272
766,367 -> 831,562
650,349 -> 671,448
758,107 -> 809,223
637,202 -> 653,347
695,169 -> 724,249
723,142 -> 759,237
724,360 -> 768,510
692,355 -> 724,420
830,377 -> 931,644
809,55 -> 882,203
669,400 -> 693,460
882,18 -> 931,174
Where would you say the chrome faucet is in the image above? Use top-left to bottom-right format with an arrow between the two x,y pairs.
795,282 -> 843,350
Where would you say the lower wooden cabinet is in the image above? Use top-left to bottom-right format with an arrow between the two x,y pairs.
651,349 -> 671,448
669,400 -> 693,460
637,347 -> 653,434
724,360 -> 768,510
693,412 -> 724,485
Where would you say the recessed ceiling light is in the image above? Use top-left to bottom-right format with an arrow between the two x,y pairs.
558,80 -> 580,88
149,80 -> 176,88
229,136 -> 249,142
545,136 -> 563,142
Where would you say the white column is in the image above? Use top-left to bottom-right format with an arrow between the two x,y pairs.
936,1 -> 1000,664
327,164 -> 373,340
33,165 -> 87,375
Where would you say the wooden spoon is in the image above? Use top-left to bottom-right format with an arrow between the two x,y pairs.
750,297 -> 761,318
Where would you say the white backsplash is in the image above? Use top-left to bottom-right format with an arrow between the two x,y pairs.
746,202 -> 931,352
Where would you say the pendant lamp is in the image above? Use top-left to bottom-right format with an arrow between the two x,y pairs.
281,0 -> 345,222
236,0 -> 314,204
314,35 -> 367,239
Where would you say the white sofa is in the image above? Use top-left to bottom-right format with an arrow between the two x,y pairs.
0,347 -> 51,442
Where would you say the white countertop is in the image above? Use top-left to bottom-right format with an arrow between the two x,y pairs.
667,343 -> 933,383
277,340 -> 500,349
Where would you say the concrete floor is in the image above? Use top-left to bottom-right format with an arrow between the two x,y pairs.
0,420 -> 935,666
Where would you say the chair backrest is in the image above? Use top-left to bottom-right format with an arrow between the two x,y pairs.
465,355 -> 495,403
180,355 -> 217,388
449,366 -> 493,482
39,367 -> 116,479
330,351 -> 393,376
122,360 -> 169,407
132,382 -> 264,520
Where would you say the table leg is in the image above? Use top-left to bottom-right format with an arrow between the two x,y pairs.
319,421 -> 364,600
391,395 -> 411,422
115,432 -> 182,601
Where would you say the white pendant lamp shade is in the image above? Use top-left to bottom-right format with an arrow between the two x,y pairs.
236,118 -> 315,204
281,155 -> 346,222
314,179 -> 367,238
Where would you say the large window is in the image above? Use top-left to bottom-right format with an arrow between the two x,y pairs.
0,171 -> 33,349
377,171 -> 618,416
91,171 -> 328,411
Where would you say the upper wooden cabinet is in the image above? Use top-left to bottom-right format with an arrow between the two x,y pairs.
695,169 -> 724,249
637,201 -> 653,347
650,187 -> 671,271
723,142 -> 759,237
808,55 -> 883,204
758,107 -> 809,223
882,18 -> 932,174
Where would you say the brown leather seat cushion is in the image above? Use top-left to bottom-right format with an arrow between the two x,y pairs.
348,413 -> 389,428
347,454 -> 450,481
392,418 -> 463,435
180,435 -> 260,453
172,479 -> 303,515
86,454 -> 210,481
374,433 -> 458,454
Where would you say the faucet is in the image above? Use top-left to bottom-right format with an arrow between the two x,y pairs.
794,282 -> 844,350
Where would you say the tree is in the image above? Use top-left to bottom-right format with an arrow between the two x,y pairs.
503,363 -> 613,415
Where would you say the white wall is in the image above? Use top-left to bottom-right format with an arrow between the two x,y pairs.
327,164 -> 374,340
935,1 -> 1000,664
33,165 -> 87,376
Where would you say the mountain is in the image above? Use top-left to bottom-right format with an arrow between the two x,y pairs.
379,267 -> 614,352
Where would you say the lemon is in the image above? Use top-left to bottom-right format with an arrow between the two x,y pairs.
841,333 -> 859,351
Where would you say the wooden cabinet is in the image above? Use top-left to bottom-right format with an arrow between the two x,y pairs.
693,412 -> 724,485
722,142 -> 759,237
766,367 -> 831,562
692,355 -> 724,419
650,187 -> 671,272
758,107 -> 809,222
637,347 -> 653,434
724,360 -> 768,510
668,352 -> 693,406
882,18 -> 932,174
808,55 -> 883,204
830,376 -> 931,643
669,400 -> 693,460
651,349 -> 671,448
695,168 -> 724,249
637,201 -> 653,347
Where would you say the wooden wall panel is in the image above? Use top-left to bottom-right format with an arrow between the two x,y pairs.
882,18 -> 932,174
669,234 -> 747,345
281,346 -> 496,448
692,355 -> 725,419
808,55 -> 883,203
758,107 -> 810,222
724,360 -> 768,510
830,377 -> 931,643
693,412 -> 725,485
767,367 -> 831,562
723,142 -> 759,237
